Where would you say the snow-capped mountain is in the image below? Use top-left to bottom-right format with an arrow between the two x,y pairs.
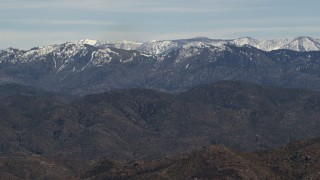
1,36 -> 320,95
77,39 -> 142,52
0,41 -> 157,73
231,36 -> 320,52
145,36 -> 320,54
77,39 -> 105,46
75,36 -> 320,55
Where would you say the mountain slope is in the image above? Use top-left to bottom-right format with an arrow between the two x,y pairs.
1,81 -> 320,168
82,138 -> 320,180
0,155 -> 73,179
82,145 -> 276,180
3,137 -> 319,179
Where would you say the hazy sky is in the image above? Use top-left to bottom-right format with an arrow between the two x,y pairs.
1,0 -> 320,49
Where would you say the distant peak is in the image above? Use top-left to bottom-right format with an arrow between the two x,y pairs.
237,37 -> 257,41
295,36 -> 311,38
293,36 -> 314,41
77,39 -> 101,46
190,37 -> 211,40
3,47 -> 20,52
117,40 -> 142,44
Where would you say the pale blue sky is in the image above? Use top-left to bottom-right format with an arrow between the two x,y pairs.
1,0 -> 320,49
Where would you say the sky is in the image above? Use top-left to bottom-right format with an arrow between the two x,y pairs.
1,0 -> 320,49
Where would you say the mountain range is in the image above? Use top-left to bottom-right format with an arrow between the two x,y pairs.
77,36 -> 320,54
1,37 -> 320,179
1,37 -> 320,95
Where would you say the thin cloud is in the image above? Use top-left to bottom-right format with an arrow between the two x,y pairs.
0,0 -> 273,13
0,0 -> 319,49
1,25 -> 320,50
0,30 -> 104,49
0,19 -> 114,26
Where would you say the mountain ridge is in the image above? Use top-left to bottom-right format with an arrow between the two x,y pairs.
2,42 -> 320,95
4,36 -> 320,54
75,36 -> 320,53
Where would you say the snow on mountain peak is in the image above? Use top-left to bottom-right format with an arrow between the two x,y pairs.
2,47 -> 20,53
118,40 -> 142,44
232,37 -> 259,46
77,39 -> 105,46
50,36 -> 320,55
3,36 -> 320,62
283,36 -> 320,51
